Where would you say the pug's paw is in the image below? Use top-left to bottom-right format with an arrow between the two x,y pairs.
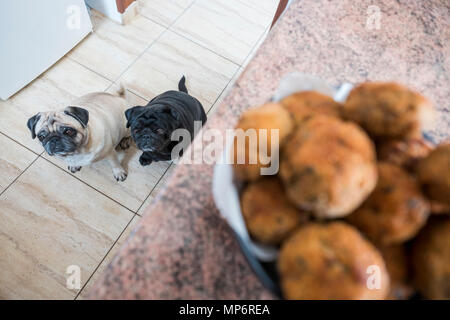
139,153 -> 153,166
113,169 -> 128,182
68,166 -> 81,173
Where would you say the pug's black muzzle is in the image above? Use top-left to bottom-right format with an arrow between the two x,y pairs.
133,129 -> 168,152
43,134 -> 77,156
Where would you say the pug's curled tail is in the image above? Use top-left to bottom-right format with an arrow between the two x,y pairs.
112,83 -> 128,100
178,76 -> 188,94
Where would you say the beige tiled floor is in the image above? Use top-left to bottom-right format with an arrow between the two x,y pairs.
0,0 -> 277,299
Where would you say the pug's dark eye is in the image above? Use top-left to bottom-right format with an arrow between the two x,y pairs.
38,135 -> 45,142
63,128 -> 76,137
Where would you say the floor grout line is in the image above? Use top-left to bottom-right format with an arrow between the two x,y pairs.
157,0 -> 273,67
104,24 -> 168,92
39,156 -> 137,215
0,131 -> 43,156
67,56 -> 115,85
206,70 -> 240,116
206,25 -> 270,114
124,88 -> 150,103
135,161 -> 174,215
0,155 -> 40,198
233,0 -> 277,18
106,1 -> 197,92
139,6 -> 243,68
138,0 -> 197,30
74,213 -> 138,300
72,162 -> 175,298
164,27 -> 242,67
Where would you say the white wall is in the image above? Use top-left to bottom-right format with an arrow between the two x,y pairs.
0,0 -> 92,100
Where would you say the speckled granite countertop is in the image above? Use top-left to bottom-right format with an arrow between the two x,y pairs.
89,0 -> 449,299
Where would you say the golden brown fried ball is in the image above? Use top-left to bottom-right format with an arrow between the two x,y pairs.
281,91 -> 342,125
280,115 -> 377,218
240,177 -> 308,245
377,138 -> 432,170
416,143 -> 450,205
411,217 -> 450,299
278,222 -> 390,300
347,162 -> 430,245
342,82 -> 433,138
233,103 -> 294,181
379,245 -> 414,300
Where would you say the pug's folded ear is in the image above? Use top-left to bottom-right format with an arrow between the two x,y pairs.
125,106 -> 145,128
64,106 -> 89,128
27,113 -> 41,139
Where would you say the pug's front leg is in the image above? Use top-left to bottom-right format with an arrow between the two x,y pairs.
139,152 -> 153,166
107,152 -> 128,182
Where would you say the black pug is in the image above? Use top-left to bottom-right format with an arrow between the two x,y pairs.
125,76 -> 207,166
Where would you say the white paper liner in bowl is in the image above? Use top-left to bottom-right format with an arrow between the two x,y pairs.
212,72 -> 353,262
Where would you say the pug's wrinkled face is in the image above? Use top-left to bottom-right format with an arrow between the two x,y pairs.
125,105 -> 179,153
27,106 -> 89,157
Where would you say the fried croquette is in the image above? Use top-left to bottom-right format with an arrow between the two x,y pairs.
411,217 -> 450,299
377,138 -> 432,170
342,82 -> 433,138
347,162 -> 430,245
280,115 -> 377,218
233,103 -> 294,181
281,91 -> 342,125
416,143 -> 450,205
278,222 -> 390,300
240,177 -> 308,245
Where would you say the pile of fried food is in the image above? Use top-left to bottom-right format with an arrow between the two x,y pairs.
233,82 -> 450,300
